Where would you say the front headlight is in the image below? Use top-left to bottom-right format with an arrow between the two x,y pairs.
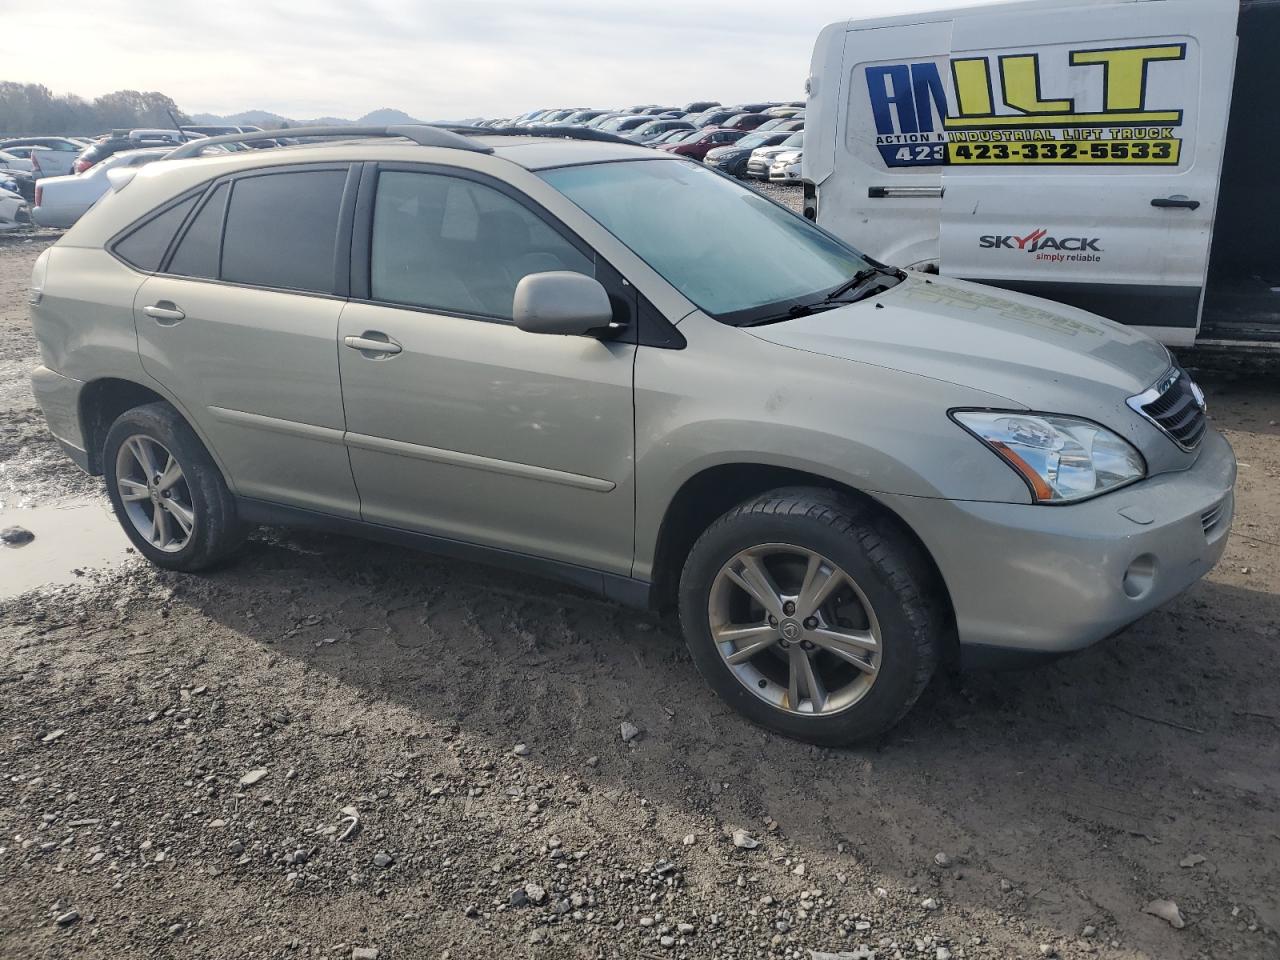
951,411 -> 1146,503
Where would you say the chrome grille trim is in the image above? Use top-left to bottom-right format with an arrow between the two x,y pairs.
1127,366 -> 1207,451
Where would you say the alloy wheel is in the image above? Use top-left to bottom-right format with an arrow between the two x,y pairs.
115,435 -> 196,553
707,543 -> 882,715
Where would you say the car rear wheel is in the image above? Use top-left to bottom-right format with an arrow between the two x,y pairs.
104,402 -> 245,571
678,487 -> 943,744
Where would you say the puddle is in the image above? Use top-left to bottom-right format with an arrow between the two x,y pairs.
1,499 -> 134,599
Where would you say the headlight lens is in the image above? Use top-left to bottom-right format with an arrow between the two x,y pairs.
952,411 -> 1146,503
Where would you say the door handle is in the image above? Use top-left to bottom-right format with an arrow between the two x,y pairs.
1151,196 -> 1200,210
344,333 -> 402,357
143,302 -> 185,324
868,186 -> 944,199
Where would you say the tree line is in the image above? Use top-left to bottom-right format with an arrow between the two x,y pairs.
0,82 -> 190,136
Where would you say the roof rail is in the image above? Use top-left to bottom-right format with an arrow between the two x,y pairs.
164,124 -> 494,160
440,124 -> 640,147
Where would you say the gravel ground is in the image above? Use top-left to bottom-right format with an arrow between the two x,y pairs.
747,180 -> 802,208
0,217 -> 1277,960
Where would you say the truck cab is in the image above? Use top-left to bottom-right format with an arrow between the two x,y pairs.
804,0 -> 1280,348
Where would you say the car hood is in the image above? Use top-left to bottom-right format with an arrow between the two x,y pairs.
746,273 -> 1172,429
705,145 -> 748,159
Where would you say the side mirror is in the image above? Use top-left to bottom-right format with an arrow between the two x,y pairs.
513,271 -> 616,337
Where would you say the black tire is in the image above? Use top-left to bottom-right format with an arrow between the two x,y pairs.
103,402 -> 245,572
678,487 -> 943,745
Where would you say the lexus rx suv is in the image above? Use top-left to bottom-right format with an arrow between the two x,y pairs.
28,125 -> 1235,744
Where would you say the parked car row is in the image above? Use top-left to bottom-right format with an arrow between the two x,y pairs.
473,100 -> 806,182
0,126 -> 286,229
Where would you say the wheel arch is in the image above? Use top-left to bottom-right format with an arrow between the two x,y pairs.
78,377 -> 168,475
77,377 -> 230,489
647,462 -> 958,661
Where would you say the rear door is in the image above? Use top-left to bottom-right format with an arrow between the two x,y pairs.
131,164 -> 361,517
938,0 -> 1238,345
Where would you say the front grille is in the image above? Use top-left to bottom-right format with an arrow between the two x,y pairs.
1129,367 -> 1207,451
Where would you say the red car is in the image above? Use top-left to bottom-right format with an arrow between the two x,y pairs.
660,128 -> 746,161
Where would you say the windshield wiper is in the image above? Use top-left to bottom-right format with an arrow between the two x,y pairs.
739,266 -> 903,327
820,265 -> 900,305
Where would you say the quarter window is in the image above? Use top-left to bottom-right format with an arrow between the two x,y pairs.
114,194 -> 199,272
220,169 -> 347,294
369,171 -> 592,319
166,182 -> 227,280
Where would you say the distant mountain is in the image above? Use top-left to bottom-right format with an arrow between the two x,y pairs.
355,108 -> 420,125
189,107 -> 427,129
189,109 -> 292,128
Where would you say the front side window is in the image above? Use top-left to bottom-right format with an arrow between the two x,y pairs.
369,171 -> 592,320
542,160 -> 870,323
220,169 -> 346,293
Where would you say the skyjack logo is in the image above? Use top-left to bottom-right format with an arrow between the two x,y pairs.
979,229 -> 1102,252
978,229 -> 1104,264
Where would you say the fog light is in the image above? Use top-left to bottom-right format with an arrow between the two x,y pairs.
1122,554 -> 1158,599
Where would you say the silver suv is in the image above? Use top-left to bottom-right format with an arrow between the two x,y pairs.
29,125 -> 1236,744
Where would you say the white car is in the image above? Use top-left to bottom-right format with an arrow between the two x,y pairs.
33,148 -> 170,229
0,149 -> 34,173
747,133 -> 803,180
0,137 -> 82,176
768,149 -> 803,182
1,145 -> 52,175
0,184 -> 28,231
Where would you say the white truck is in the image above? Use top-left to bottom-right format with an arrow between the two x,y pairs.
803,0 -> 1278,348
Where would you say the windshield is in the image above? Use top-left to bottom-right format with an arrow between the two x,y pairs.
782,132 -> 803,148
542,160 -> 873,324
736,133 -> 774,149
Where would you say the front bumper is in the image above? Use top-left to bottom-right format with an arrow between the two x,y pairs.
31,364 -> 90,472
873,428 -> 1237,660
769,163 -> 802,181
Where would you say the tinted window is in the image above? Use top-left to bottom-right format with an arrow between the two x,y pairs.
221,169 -> 346,293
114,195 -> 198,272
167,182 -> 227,279
370,171 -> 592,320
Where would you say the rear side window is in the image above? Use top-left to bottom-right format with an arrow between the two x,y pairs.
114,195 -> 199,272
167,182 -> 227,280
220,170 -> 346,293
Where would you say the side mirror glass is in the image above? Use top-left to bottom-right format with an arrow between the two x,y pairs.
513,271 -> 616,337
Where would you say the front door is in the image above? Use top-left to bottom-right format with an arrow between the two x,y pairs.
938,0 -> 1238,345
337,167 -> 636,575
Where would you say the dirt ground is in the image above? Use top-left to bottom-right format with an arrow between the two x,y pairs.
0,219 -> 1276,960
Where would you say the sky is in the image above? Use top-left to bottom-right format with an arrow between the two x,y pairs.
4,0 -> 992,121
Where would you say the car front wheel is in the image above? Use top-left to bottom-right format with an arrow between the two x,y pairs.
678,487 -> 944,745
